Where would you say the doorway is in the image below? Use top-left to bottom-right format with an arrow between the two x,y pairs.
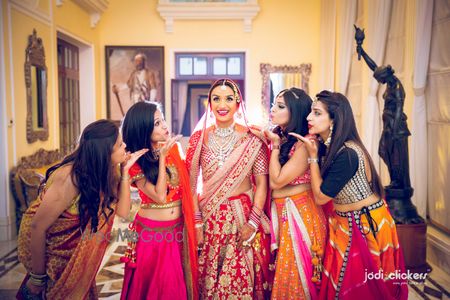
171,52 -> 246,139
57,39 -> 80,155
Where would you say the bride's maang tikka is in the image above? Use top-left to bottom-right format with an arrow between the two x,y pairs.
220,79 -> 227,91
219,79 -> 241,103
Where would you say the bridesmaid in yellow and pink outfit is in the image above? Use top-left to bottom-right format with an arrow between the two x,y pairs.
264,88 -> 327,299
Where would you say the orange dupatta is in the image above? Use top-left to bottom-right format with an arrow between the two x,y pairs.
168,145 -> 199,300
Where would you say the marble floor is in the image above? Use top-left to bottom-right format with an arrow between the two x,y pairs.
1,217 -> 449,299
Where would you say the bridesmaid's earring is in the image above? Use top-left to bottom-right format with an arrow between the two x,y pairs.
324,124 -> 333,147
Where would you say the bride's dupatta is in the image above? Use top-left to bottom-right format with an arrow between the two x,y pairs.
187,125 -> 263,219
185,79 -> 263,215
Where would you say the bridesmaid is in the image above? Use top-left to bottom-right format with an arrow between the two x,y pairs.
120,102 -> 198,300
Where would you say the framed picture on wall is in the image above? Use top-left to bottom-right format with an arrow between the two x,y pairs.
105,46 -> 164,122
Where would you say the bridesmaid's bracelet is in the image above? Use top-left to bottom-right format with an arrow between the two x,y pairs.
308,157 -> 319,164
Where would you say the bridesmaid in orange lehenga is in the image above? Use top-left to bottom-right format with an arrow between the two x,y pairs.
17,120 -> 147,300
262,88 -> 327,300
291,91 -> 407,300
186,79 -> 273,299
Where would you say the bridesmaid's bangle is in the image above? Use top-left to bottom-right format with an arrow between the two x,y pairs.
308,157 -> 319,164
30,272 -> 47,279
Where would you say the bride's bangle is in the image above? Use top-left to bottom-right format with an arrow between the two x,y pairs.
248,220 -> 258,230
246,231 -> 257,243
248,206 -> 261,229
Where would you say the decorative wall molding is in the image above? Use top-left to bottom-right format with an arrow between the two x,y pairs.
157,0 -> 260,33
9,0 -> 52,26
25,29 -> 49,143
71,0 -> 109,28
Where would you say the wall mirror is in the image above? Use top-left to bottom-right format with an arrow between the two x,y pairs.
260,63 -> 312,118
25,29 -> 48,143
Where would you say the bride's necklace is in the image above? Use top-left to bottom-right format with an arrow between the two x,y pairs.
208,124 -> 238,168
214,125 -> 234,138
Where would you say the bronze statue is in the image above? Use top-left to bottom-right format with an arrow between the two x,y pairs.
354,25 -> 423,224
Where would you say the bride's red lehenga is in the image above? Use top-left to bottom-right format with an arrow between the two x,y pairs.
186,79 -> 273,299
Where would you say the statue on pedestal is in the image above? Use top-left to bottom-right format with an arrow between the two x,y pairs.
354,25 -> 423,224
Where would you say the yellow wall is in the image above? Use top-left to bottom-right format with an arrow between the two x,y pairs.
10,8 -> 55,156
2,0 -> 101,166
97,0 -> 322,124
1,0 -> 102,237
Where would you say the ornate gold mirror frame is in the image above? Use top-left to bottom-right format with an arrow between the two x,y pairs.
260,63 -> 312,118
25,29 -> 48,143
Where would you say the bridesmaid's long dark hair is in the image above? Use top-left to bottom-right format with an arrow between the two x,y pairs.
122,102 -> 168,185
316,90 -> 384,198
273,88 -> 312,166
43,119 -> 119,232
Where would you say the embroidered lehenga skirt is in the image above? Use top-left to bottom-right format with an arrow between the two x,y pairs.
198,192 -> 272,299
271,190 -> 327,300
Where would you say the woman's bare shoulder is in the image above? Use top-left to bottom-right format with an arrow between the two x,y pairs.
49,164 -> 78,198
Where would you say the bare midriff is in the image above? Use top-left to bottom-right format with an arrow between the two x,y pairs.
271,183 -> 311,199
137,205 -> 182,221
333,193 -> 381,212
